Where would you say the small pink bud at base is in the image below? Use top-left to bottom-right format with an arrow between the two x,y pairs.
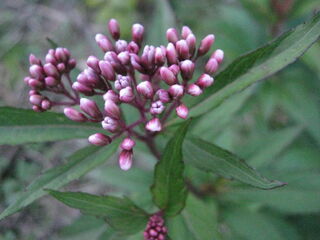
176,40 -> 189,60
169,84 -> 184,98
198,34 -> 215,56
132,23 -> 144,45
180,60 -> 195,80
64,108 -> 88,122
196,74 -> 214,89
137,81 -> 154,98
166,43 -> 178,65
186,34 -> 196,56
108,18 -> 120,40
87,56 -> 100,73
104,100 -> 121,119
146,118 -> 162,132
99,60 -> 115,81
80,98 -> 103,119
88,133 -> 112,146
119,150 -> 133,171
205,58 -> 219,75
187,84 -> 203,96
181,26 -> 193,39
119,86 -> 135,103
95,34 -> 114,52
176,104 -> 189,119
211,49 -> 224,63
160,67 -> 177,85
29,54 -> 41,65
121,137 -> 136,150
166,28 -> 179,44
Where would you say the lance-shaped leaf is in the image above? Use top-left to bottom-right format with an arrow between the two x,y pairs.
0,107 -> 101,145
48,190 -> 148,235
183,137 -> 285,189
0,142 -> 118,220
151,119 -> 192,216
167,13 -> 320,126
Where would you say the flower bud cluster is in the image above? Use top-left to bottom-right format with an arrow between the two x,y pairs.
24,18 -> 224,172
24,48 -> 78,111
144,213 -> 167,240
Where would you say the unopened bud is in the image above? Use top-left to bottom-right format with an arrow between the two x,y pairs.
115,40 -> 128,53
186,34 -> 196,56
80,98 -> 103,119
87,56 -> 100,73
102,116 -> 119,133
88,133 -> 112,146
115,75 -> 131,90
156,89 -> 171,103
128,41 -> 140,54
108,18 -> 120,40
166,28 -> 179,44
176,40 -> 189,60
169,64 -> 180,76
55,48 -> 69,62
196,74 -> 214,88
119,86 -> 135,103
119,150 -> 133,171
180,60 -> 195,80
41,99 -> 51,110
155,47 -> 166,66
205,58 -> 219,74
57,63 -> 66,72
64,107 -> 88,122
121,137 -> 136,150
187,84 -> 203,96
29,94 -> 43,106
211,49 -> 224,63
181,26 -> 193,39
198,34 -> 215,56
45,76 -> 59,86
176,104 -> 189,119
43,63 -> 60,78
145,118 -> 162,132
103,90 -> 119,103
169,84 -> 184,98
29,54 -> 41,65
150,101 -> 165,115
160,67 -> 177,85
28,78 -> 44,89
95,34 -> 114,52
104,100 -> 121,119
72,82 -> 94,96
137,81 -> 154,98
118,51 -> 130,65
99,60 -> 115,81
29,65 -> 44,79
132,23 -> 144,45
166,43 -> 178,65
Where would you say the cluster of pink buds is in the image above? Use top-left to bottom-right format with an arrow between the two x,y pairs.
24,18 -> 223,171
144,212 -> 167,240
24,48 -> 78,112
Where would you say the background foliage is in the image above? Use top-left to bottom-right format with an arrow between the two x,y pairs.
0,0 -> 319,239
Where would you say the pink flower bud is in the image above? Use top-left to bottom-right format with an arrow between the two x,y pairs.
187,84 -> 203,96
150,100 -> 165,115
119,86 -> 135,103
104,100 -> 121,119
166,43 -> 178,65
99,60 -> 115,81
103,90 -> 119,103
176,40 -> 189,60
145,118 -> 162,132
144,213 -> 167,240
29,90 -> 38,96
80,98 -> 103,119
28,78 -> 44,89
186,34 -> 196,56
43,63 -> 60,78
64,107 -> 88,122
87,56 -> 100,73
181,26 -> 193,39
137,81 -> 154,98
88,133 -> 112,146
29,65 -> 44,79
108,18 -> 120,40
41,99 -> 51,110
119,150 -> 133,171
196,74 -> 214,88
68,59 -> 77,70
155,47 -> 166,66
57,63 -> 66,73
168,84 -> 184,98
115,75 -> 131,90
84,68 -> 100,87
29,54 -> 41,65
128,41 -> 140,54
205,58 -> 219,74
44,76 -> 58,86
102,116 -> 119,132
211,49 -> 224,63
156,89 -> 171,103
141,45 -> 155,69
198,34 -> 215,56
176,104 -> 189,119
160,67 -> 177,85
32,105 -> 43,112
117,51 -> 130,65
104,52 -> 126,74
180,60 -> 195,80
45,52 -> 57,65
29,94 -> 43,106
130,54 -> 144,73
24,76 -> 31,85
95,33 -> 114,52
115,40 -> 128,53
72,82 -> 94,96
121,137 -> 136,150
166,28 -> 179,43
169,64 -> 180,76
132,23 -> 144,45
55,47 -> 69,62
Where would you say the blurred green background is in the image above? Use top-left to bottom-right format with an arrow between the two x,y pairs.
0,0 -> 319,239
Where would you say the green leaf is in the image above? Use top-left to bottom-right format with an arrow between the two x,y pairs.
46,37 -> 59,48
147,0 -> 176,46
167,13 -> 320,126
0,107 -> 101,145
0,142 -> 118,220
183,137 -> 285,189
48,190 -> 148,235
151,119 -> 192,216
